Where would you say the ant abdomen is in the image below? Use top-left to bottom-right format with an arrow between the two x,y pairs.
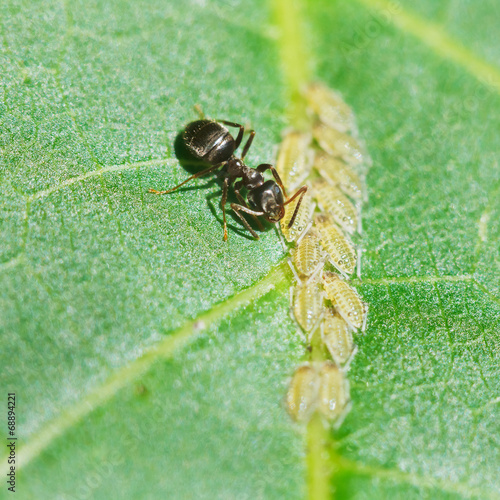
183,120 -> 235,165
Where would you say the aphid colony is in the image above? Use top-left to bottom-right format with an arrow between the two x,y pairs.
280,83 -> 370,425
147,83 -> 370,426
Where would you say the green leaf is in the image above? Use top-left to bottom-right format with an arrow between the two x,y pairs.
1,0 -> 499,499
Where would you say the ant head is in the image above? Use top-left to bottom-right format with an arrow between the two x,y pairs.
248,180 -> 285,223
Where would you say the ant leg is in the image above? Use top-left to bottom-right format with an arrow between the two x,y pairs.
221,177 -> 230,241
148,164 -> 221,195
283,185 -> 308,228
234,180 -> 264,231
230,203 -> 264,239
257,163 -> 288,198
219,120 -> 245,150
240,131 -> 255,160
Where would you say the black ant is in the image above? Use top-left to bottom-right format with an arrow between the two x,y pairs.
148,118 -> 308,241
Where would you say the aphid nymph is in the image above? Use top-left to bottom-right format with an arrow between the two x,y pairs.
286,361 -> 350,424
276,130 -> 314,190
322,271 -> 367,332
149,119 -> 307,241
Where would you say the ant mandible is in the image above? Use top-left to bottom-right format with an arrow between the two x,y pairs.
148,118 -> 308,241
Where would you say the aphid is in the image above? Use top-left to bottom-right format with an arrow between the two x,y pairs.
322,271 -> 367,331
317,361 -> 350,422
280,189 -> 314,242
285,364 -> 319,422
314,215 -> 356,276
313,122 -> 369,167
321,308 -> 356,366
291,231 -> 323,278
148,119 -> 307,241
292,275 -> 324,333
276,131 -> 314,191
305,83 -> 355,133
312,179 -> 358,234
314,152 -> 363,201
286,361 -> 350,424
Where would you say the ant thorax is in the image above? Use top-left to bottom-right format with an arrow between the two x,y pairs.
242,166 -> 265,190
225,158 -> 246,178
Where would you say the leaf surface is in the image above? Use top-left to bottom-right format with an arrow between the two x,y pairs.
0,0 -> 499,499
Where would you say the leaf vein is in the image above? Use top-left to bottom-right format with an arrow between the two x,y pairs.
335,453 -> 500,499
355,0 -> 500,94
28,158 -> 176,201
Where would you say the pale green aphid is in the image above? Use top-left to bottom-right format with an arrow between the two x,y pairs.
292,274 -> 324,332
322,271 -> 367,332
291,231 -> 324,278
285,364 -> 319,423
321,308 -> 356,366
312,178 -> 359,235
314,151 -> 363,201
276,130 -> 314,191
280,189 -> 314,243
305,82 -> 356,133
286,361 -> 350,424
314,214 -> 357,276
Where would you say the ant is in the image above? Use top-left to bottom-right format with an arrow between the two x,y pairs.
148,118 -> 308,241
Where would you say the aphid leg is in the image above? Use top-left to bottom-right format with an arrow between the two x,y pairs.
230,203 -> 264,239
234,181 -> 264,231
284,185 -> 308,228
361,174 -> 368,204
342,344 -> 359,372
304,260 -> 325,285
357,247 -> 362,280
361,303 -> 369,333
257,163 -> 288,198
276,223 -> 288,252
356,201 -> 363,234
148,164 -> 221,195
220,120 -> 245,150
327,259 -> 349,280
289,286 -> 296,322
240,131 -> 256,160
318,168 -> 336,187
332,396 -> 352,431
221,177 -> 230,241
287,259 -> 302,284
296,219 -> 313,245
308,312 -> 325,342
